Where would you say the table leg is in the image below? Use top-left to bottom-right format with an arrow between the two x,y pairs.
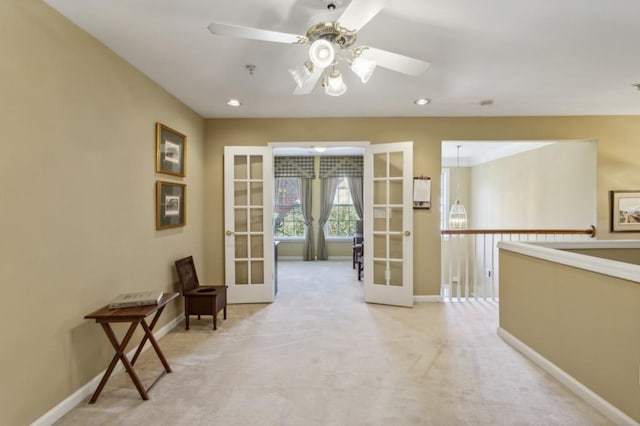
89,321 -> 148,403
131,305 -> 166,366
139,318 -> 172,373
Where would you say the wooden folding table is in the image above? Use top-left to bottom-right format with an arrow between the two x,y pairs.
84,292 -> 179,403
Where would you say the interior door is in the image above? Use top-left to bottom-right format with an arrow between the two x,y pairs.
224,147 -> 274,304
364,142 -> 414,307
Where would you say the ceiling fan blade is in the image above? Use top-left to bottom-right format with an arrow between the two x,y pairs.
360,47 -> 430,76
337,0 -> 388,32
207,22 -> 307,44
293,68 -> 323,95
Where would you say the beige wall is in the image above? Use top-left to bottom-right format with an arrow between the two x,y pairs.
1,2 -> 205,424
499,249 -> 640,421
204,116 -> 640,296
277,241 -> 353,258
471,142 -> 596,228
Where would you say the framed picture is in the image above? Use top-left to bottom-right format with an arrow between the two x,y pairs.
156,122 -> 186,177
610,190 -> 640,232
156,181 -> 186,230
413,176 -> 431,209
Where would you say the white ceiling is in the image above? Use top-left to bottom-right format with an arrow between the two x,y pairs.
43,0 -> 640,119
441,141 -> 555,167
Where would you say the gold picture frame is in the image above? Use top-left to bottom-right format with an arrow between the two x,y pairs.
156,122 -> 186,177
156,181 -> 186,230
610,190 -> 640,232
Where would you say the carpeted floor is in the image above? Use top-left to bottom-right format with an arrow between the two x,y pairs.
56,260 -> 611,425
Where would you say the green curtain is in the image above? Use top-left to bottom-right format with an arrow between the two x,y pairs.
316,177 -> 340,260
300,178 -> 315,261
347,177 -> 363,219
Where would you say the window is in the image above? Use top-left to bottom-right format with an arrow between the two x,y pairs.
327,177 -> 359,238
273,178 -> 304,238
440,168 -> 450,230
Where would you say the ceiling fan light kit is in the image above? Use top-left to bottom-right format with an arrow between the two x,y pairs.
208,0 -> 430,97
350,55 -> 376,83
288,61 -> 314,88
324,68 -> 347,96
309,39 -> 336,68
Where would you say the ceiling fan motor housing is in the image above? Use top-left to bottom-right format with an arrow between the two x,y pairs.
306,22 -> 356,48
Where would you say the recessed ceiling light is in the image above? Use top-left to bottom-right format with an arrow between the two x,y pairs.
227,98 -> 241,107
414,97 -> 431,106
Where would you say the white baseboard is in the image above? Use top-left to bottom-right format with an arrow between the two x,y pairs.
414,295 -> 443,303
497,327 -> 638,426
32,314 -> 183,426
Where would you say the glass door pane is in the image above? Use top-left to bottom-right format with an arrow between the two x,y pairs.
224,147 -> 274,303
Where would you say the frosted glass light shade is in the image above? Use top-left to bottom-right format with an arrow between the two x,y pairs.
309,39 -> 335,69
324,70 -> 347,96
288,62 -> 313,88
448,200 -> 468,229
350,56 -> 376,83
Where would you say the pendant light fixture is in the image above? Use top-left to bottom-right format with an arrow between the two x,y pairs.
448,144 -> 468,229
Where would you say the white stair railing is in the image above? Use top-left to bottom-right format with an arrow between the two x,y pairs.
440,226 -> 596,301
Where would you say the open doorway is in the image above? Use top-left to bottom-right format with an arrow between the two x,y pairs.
270,142 -> 368,287
440,140 -> 597,300
269,141 -> 369,266
270,141 -> 413,306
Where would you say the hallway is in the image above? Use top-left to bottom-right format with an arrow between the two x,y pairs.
56,260 -> 610,425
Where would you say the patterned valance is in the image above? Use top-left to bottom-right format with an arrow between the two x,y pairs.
319,156 -> 363,178
274,156 -> 316,178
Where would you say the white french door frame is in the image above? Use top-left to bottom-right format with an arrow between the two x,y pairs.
363,141 -> 414,307
224,141 -> 413,307
224,146 -> 274,304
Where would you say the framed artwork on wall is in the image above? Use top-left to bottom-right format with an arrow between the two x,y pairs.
156,181 -> 186,230
413,176 -> 431,209
156,122 -> 186,177
610,190 -> 640,232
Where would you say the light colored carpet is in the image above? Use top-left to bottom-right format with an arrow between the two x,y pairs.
56,260 -> 611,425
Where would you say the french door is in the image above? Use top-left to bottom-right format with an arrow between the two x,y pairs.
223,147 -> 274,303
363,142 -> 414,307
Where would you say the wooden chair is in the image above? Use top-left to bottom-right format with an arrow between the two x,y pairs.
174,256 -> 227,330
356,242 -> 364,281
352,236 -> 363,269
352,219 -> 364,269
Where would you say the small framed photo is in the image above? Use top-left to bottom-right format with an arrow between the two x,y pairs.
156,181 -> 186,230
156,122 -> 186,177
413,177 -> 431,209
610,190 -> 640,232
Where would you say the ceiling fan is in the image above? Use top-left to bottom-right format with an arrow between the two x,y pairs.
207,0 -> 430,96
